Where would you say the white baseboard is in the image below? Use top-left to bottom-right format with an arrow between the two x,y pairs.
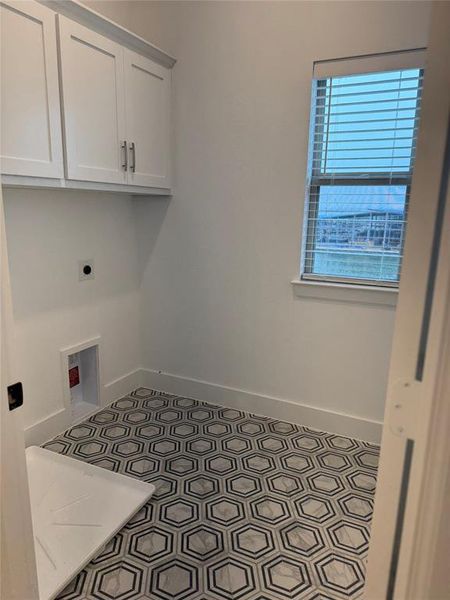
141,369 -> 383,444
25,408 -> 69,448
25,369 -> 142,447
24,366 -> 383,446
103,369 -> 143,406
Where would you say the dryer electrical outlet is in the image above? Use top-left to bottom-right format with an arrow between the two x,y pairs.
78,259 -> 94,281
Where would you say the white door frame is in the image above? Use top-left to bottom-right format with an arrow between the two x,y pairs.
0,186 -> 39,598
365,1 -> 450,598
404,237 -> 450,598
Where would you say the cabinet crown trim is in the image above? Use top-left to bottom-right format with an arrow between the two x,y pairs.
39,0 -> 176,68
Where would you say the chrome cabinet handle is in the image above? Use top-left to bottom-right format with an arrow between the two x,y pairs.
130,142 -> 136,173
121,141 -> 128,171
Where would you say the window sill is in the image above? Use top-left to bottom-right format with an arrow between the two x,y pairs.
291,278 -> 398,307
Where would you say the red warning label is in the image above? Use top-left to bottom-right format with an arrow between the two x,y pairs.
69,366 -> 80,388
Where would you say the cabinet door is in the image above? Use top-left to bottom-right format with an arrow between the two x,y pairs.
58,16 -> 126,184
1,1 -> 63,178
124,49 -> 171,189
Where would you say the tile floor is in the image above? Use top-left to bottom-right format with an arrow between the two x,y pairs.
43,388 -> 380,600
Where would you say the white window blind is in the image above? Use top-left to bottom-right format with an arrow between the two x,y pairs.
302,58 -> 424,287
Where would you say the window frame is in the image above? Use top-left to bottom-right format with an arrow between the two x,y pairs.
300,56 -> 424,290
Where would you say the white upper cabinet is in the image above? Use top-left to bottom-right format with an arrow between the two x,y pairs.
0,1 -> 63,178
124,49 -> 171,189
58,16 -> 127,184
1,2 -> 174,193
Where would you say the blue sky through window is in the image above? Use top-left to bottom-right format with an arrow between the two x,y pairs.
304,67 -> 422,284
317,185 -> 407,217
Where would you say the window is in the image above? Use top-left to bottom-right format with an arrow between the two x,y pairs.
301,53 -> 424,287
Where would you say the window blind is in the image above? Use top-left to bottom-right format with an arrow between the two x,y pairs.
302,66 -> 423,286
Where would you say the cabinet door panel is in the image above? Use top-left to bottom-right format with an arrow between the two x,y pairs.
58,17 -> 126,184
1,1 -> 63,177
124,49 -> 171,189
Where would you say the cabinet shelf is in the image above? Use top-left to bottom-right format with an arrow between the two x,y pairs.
1,175 -> 172,197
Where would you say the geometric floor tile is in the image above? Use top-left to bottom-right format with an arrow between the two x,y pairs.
231,523 -> 275,559
280,521 -> 325,557
46,387 -> 379,600
262,556 -> 312,597
267,473 -> 304,497
91,532 -> 125,565
149,559 -> 198,600
338,493 -> 374,522
160,498 -> 199,527
295,494 -> 337,524
315,554 -> 365,596
182,524 -> 224,560
206,497 -> 245,527
250,496 -> 291,525
91,560 -> 143,600
327,521 -> 370,555
226,473 -> 262,497
129,526 -> 174,563
207,557 -> 256,599
185,474 -> 220,499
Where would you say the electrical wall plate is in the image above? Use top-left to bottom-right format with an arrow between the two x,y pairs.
78,259 -> 94,281
7,382 -> 23,411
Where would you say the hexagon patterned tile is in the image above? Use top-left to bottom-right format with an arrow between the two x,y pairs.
42,388 -> 380,600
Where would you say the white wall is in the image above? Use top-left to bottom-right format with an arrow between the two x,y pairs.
4,1 -> 432,444
127,1 -> 431,440
3,190 -> 141,443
